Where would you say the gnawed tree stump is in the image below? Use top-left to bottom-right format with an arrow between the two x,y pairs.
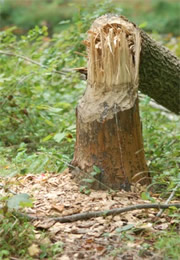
75,26 -> 180,115
71,15 -> 150,190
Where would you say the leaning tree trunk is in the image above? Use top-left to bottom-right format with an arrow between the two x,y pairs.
139,31 -> 180,114
71,15 -> 150,190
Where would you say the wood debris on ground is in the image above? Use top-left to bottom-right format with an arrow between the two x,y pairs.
0,169 -> 179,259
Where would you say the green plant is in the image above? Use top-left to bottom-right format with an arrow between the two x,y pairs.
0,214 -> 64,259
39,240 -> 64,259
154,231 -> 180,260
118,0 -> 180,35
0,189 -> 63,259
0,215 -> 35,259
1,0 -> 179,35
0,23 -> 85,174
140,96 -> 180,196
0,0 -> 73,34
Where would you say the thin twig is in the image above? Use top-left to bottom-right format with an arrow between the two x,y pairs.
156,183 -> 180,217
0,50 -> 71,75
16,203 -> 180,223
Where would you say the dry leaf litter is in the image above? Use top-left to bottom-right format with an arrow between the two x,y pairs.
0,169 -> 179,260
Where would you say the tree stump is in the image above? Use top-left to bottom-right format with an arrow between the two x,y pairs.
71,15 -> 150,190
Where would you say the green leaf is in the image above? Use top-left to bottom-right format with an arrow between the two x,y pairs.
20,168 -> 27,175
141,192 -> 156,202
42,134 -> 54,142
90,171 -> 97,177
93,165 -> 101,173
82,178 -> 94,184
48,107 -> 62,113
7,193 -> 33,210
116,224 -> 134,233
139,21 -> 147,29
45,119 -> 54,127
84,189 -> 91,195
80,185 -> 86,193
59,20 -> 70,25
0,250 -> 10,257
141,191 -> 149,200
80,185 -> 91,195
53,132 -> 66,143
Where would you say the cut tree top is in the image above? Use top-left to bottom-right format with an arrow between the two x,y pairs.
81,15 -> 141,122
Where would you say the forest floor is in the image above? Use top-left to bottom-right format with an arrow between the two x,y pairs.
1,170 -> 179,260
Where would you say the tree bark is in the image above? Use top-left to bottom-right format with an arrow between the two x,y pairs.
72,99 -> 149,190
71,15 -> 150,190
139,31 -> 180,114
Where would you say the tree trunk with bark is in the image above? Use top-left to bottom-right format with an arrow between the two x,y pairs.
71,15 -> 150,190
139,31 -> 180,114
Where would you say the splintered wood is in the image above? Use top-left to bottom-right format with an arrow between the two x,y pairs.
80,15 -> 141,123
87,16 -> 140,87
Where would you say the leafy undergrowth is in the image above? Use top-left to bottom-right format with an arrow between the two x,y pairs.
0,171 -> 179,260
0,215 -> 63,259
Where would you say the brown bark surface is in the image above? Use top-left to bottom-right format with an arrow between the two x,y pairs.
71,15 -> 150,190
72,99 -> 148,190
139,31 -> 180,114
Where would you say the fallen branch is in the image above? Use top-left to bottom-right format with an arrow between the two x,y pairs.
18,203 -> 180,223
1,183 -> 179,222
